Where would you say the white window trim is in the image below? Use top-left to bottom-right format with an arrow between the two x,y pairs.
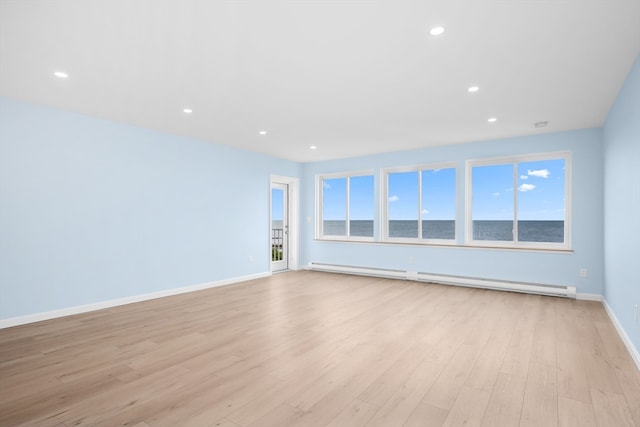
465,151 -> 571,250
316,170 -> 375,242
381,162 -> 457,245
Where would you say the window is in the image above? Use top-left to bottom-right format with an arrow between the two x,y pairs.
383,165 -> 456,242
467,152 -> 570,249
314,152 -> 568,251
317,172 -> 374,240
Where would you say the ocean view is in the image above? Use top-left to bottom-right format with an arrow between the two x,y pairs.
305,220 -> 564,242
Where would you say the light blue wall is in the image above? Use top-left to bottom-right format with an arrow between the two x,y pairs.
0,97 -> 299,320
301,128 -> 605,294
603,55 -> 640,354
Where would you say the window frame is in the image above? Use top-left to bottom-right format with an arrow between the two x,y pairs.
381,162 -> 457,245
465,151 -> 571,250
316,170 -> 375,242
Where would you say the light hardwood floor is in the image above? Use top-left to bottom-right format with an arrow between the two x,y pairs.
1,271 -> 639,427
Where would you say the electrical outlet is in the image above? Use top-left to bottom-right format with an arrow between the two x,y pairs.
579,268 -> 588,278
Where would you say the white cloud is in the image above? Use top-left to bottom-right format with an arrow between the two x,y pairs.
520,175 -> 528,180
519,183 -> 536,192
388,195 -> 399,202
528,169 -> 550,178
422,209 -> 430,215
323,181 -> 331,189
493,192 -> 500,197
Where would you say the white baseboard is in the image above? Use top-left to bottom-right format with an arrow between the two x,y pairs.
602,299 -> 640,372
576,293 -> 602,301
0,271 -> 271,329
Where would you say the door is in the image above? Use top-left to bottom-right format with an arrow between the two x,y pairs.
271,183 -> 288,272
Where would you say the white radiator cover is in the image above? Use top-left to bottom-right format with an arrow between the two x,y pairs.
308,262 -> 577,299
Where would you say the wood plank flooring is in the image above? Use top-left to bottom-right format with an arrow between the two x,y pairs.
1,271 -> 639,426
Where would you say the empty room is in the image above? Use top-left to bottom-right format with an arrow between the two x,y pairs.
1,1 -> 639,426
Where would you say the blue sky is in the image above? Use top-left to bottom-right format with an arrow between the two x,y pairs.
271,188 -> 283,221
388,168 -> 456,220
322,178 -> 347,220
472,159 -> 565,221
349,175 -> 374,220
321,158 -> 565,223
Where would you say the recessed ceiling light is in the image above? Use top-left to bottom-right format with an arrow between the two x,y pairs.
310,145 -> 317,150
53,71 -> 68,79
259,131 -> 267,135
183,108 -> 193,114
534,121 -> 548,128
488,117 -> 497,123
429,26 -> 445,36
468,86 -> 480,93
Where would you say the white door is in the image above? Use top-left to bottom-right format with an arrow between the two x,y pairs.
271,183 -> 288,272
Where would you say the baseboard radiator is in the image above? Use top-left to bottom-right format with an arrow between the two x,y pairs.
307,262 -> 577,299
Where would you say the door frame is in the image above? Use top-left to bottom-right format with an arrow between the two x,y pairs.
270,175 -> 299,272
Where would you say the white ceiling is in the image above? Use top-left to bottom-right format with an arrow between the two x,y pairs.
1,0 -> 639,162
